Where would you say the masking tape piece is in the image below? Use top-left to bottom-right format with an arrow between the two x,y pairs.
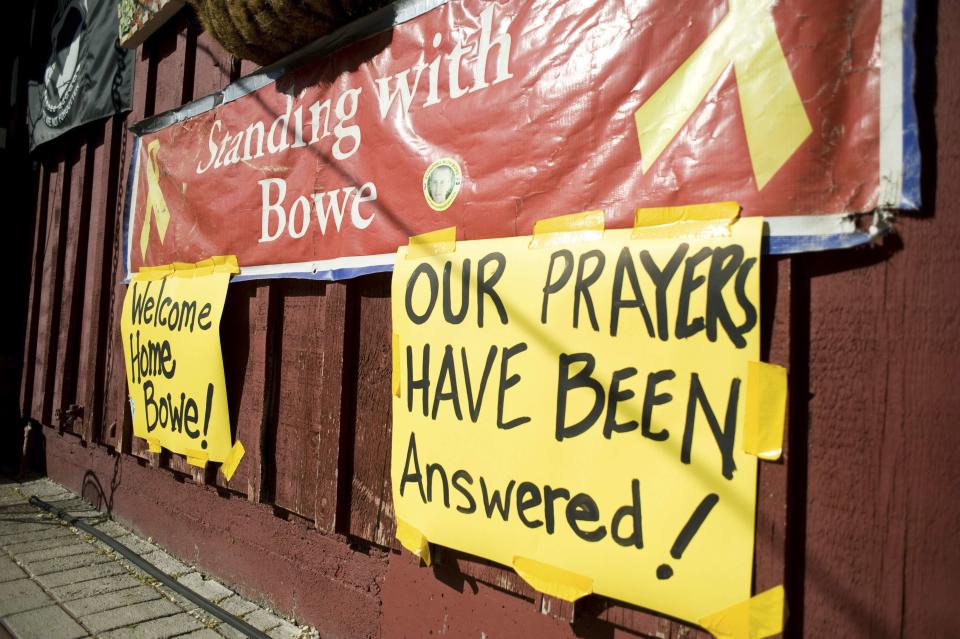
395,518 -> 431,566
136,255 -> 240,280
744,361 -> 787,461
221,440 -> 245,482
634,201 -> 740,227
632,202 -> 740,240
185,449 -> 209,469
146,437 -> 162,454
512,556 -> 593,602
392,333 -> 401,398
529,210 -> 605,249
698,585 -> 785,639
407,227 -> 457,259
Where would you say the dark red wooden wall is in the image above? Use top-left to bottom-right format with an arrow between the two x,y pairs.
10,3 -> 959,638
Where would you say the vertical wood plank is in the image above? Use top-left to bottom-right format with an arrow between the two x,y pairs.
272,280 -> 343,530
215,281 -> 272,499
51,141 -> 91,433
103,42 -> 152,453
76,118 -> 123,444
346,274 -> 396,547
19,165 -> 50,421
31,155 -> 68,426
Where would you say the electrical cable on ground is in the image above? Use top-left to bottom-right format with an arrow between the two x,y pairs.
28,496 -> 271,639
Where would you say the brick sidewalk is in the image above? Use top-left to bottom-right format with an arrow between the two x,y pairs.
0,477 -> 318,639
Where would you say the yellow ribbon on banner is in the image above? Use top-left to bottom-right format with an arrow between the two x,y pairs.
140,139 -> 172,259
634,0 -> 812,189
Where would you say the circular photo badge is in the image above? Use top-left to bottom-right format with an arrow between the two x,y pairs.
423,158 -> 463,212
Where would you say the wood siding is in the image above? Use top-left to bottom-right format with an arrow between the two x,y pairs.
13,4 -> 959,638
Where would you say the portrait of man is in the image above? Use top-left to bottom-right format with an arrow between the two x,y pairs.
423,159 -> 462,211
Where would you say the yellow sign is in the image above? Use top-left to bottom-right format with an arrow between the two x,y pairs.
120,256 -> 243,479
391,209 -> 785,632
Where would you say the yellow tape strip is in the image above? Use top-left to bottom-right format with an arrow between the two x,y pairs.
395,518 -> 431,566
744,361 -> 787,460
698,585 -> 785,639
392,333 -> 401,398
135,256 -> 240,280
529,210 -> 605,249
406,227 -> 456,259
512,556 -> 593,602
185,449 -> 208,469
146,437 -> 162,454
221,440 -> 245,482
632,202 -> 740,240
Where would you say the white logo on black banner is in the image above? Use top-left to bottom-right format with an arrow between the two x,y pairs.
43,0 -> 88,128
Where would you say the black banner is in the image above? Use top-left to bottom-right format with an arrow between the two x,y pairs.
28,0 -> 134,151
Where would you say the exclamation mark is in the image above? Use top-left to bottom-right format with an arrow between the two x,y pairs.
656,493 -> 719,580
200,382 -> 213,450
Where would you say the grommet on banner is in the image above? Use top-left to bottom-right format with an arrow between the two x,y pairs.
221,440 -> 245,482
391,333 -> 401,398
698,585 -> 786,639
529,210 -> 605,249
632,201 -> 740,239
744,361 -> 787,460
512,556 -> 593,602
406,227 -> 457,258
396,518 -> 431,566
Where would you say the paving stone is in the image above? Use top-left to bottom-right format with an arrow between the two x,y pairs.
108,533 -> 157,555
49,572 -> 145,602
178,572 -> 233,602
0,521 -> 57,539
0,524 -> 74,546
62,583 -> 163,617
2,604 -> 87,639
215,622 -> 249,639
217,594 -> 258,617
16,541 -> 95,563
143,549 -> 191,577
35,559 -> 127,588
243,608 -> 284,631
98,611 -> 205,639
91,520 -> 135,539
2,532 -> 84,555
0,578 -> 52,616
25,547 -> 111,575
176,629 -> 222,639
0,554 -> 27,582
80,597 -> 182,633
267,619 -> 303,639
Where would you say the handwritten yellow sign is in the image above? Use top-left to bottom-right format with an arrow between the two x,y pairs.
391,211 -> 784,631
120,256 -> 243,479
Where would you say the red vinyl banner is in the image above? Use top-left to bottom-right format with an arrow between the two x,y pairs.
125,0 -> 919,279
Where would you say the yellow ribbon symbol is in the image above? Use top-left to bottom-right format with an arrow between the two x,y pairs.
634,0 -> 812,190
140,139 -> 171,259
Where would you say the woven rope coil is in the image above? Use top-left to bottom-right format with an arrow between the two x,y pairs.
187,0 -> 389,64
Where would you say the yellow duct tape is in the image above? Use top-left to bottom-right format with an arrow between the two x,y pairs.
185,449 -> 209,469
395,518 -> 431,566
512,556 -> 593,602
221,440 -> 245,482
698,585 -> 785,639
632,202 -> 741,240
146,437 -> 162,454
406,227 -> 457,259
529,210 -> 605,249
744,361 -> 787,460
